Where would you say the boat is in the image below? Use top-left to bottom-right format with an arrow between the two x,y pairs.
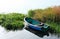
24,17 -> 49,32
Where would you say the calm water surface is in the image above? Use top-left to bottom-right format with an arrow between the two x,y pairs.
0,26 -> 60,39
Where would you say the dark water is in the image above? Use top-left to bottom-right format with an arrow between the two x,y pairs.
0,26 -> 60,39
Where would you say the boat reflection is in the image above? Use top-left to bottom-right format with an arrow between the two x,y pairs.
25,26 -> 49,38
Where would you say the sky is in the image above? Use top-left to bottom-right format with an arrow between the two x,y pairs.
0,0 -> 60,14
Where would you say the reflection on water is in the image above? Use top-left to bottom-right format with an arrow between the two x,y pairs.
25,27 -> 49,37
0,25 -> 60,39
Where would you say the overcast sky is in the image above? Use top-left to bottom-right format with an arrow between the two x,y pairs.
0,0 -> 60,14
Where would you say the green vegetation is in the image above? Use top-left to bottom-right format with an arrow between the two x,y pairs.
28,6 -> 60,33
0,6 -> 60,33
46,22 -> 60,33
0,13 -> 25,30
28,10 -> 35,18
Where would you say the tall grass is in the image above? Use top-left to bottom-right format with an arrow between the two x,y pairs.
28,6 -> 60,33
46,22 -> 60,33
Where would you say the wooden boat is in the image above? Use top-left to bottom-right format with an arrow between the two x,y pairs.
24,17 -> 49,32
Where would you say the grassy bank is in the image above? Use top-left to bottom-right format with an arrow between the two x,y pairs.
46,22 -> 60,33
0,13 -> 25,30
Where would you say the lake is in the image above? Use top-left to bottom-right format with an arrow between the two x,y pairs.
0,25 -> 60,39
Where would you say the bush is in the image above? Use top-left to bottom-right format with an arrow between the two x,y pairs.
1,21 -> 24,30
0,13 -> 25,30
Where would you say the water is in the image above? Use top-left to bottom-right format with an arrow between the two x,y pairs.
0,26 -> 60,39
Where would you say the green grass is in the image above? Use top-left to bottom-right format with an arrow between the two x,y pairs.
46,22 -> 60,33
1,21 -> 24,30
0,13 -> 25,30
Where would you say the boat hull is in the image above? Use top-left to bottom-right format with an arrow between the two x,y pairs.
28,25 -> 42,31
24,17 -> 49,32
